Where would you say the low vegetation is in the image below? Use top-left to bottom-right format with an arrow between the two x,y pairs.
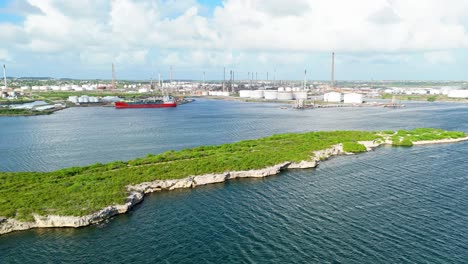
0,128 -> 465,221
342,142 -> 367,153
0,108 -> 53,116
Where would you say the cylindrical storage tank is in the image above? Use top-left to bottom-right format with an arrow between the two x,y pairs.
278,87 -> 285,92
293,91 -> 308,100
264,91 -> 278,100
219,91 -> 230,96
239,90 -> 251,98
324,92 -> 342,102
201,91 -> 208,96
68,96 -> 78,103
343,93 -> 363,104
277,92 -> 294,100
285,87 -> 292,92
249,90 -> 264,99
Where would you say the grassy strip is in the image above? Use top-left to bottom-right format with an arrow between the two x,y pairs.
0,108 -> 53,116
0,128 -> 465,221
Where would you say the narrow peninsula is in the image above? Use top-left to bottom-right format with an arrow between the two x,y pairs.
1,128 -> 467,235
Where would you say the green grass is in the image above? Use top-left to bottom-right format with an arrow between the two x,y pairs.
0,128 -> 465,221
396,128 -> 466,141
342,142 -> 367,153
0,108 -> 53,116
391,136 -> 413,147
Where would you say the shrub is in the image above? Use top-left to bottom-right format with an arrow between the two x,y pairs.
342,142 -> 367,153
392,137 -> 413,147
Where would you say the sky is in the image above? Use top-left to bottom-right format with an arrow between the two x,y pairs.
1,0 -> 468,80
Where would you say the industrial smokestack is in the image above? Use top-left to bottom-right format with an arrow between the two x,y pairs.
331,52 -> 335,87
223,67 -> 226,92
230,70 -> 232,93
232,71 -> 235,93
273,68 -> 276,87
303,69 -> 307,90
3,64 -> 7,90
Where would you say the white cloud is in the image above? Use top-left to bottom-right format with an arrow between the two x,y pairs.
424,51 -> 455,64
2,0 -> 468,75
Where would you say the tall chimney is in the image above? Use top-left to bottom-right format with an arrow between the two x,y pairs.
223,67 -> 226,92
273,68 -> 276,87
232,71 -> 235,93
331,52 -> 335,87
303,69 -> 307,90
230,70 -> 232,93
3,64 -> 7,90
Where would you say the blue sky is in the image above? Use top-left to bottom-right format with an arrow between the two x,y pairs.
1,0 -> 468,80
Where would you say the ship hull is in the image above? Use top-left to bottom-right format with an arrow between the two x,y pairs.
114,102 -> 177,108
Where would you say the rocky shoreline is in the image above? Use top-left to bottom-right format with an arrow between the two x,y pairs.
2,137 -> 468,236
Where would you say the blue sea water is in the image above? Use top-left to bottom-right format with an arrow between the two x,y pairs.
1,99 -> 468,263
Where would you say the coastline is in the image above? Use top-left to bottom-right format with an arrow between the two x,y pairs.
2,135 -> 468,236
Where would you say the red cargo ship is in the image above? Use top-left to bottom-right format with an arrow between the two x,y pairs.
114,96 -> 177,108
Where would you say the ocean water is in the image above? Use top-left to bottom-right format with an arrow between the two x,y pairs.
1,99 -> 468,263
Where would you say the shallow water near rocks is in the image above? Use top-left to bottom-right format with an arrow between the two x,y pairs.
1,99 -> 468,263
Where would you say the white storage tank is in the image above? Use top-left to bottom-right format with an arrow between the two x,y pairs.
201,91 -> 208,96
293,91 -> 308,100
278,87 -> 285,92
78,95 -> 89,103
447,90 -> 468,98
249,90 -> 264,99
264,91 -> 278,100
343,93 -> 363,104
285,87 -> 292,92
277,92 -> 294,100
68,96 -> 79,103
324,92 -> 343,102
239,90 -> 251,98
219,91 -> 230,96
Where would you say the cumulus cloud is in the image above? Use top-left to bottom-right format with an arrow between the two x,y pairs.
1,0 -> 468,76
